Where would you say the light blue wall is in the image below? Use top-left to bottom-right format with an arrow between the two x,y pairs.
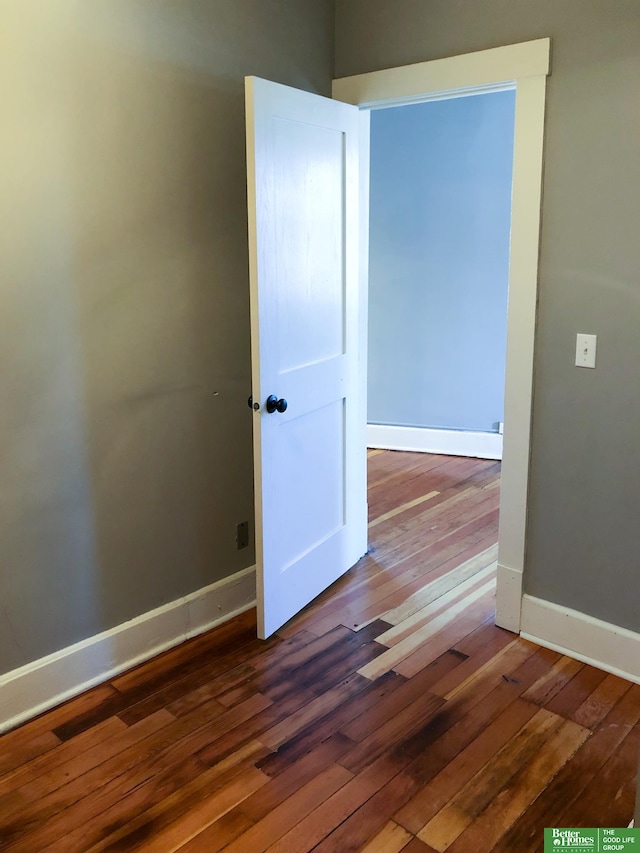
368,90 -> 516,433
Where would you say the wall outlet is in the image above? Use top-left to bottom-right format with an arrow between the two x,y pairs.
236,521 -> 249,550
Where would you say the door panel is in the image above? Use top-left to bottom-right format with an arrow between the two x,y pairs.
270,118 -> 346,371
270,399 -> 345,573
246,76 -> 366,638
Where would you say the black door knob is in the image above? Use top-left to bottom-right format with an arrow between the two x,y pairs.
266,395 -> 288,414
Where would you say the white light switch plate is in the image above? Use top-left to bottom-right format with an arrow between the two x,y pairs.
576,333 -> 597,368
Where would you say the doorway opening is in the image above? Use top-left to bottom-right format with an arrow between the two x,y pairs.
364,88 -> 516,611
333,38 -> 550,633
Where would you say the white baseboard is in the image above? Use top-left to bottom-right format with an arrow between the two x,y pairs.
520,594 -> 640,685
367,424 -> 502,460
0,566 -> 256,734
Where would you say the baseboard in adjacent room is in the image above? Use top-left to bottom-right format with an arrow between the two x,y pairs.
0,566 -> 257,734
520,593 -> 640,685
367,423 -> 502,460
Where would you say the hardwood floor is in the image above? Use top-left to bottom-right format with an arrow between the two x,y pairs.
1,450 -> 637,852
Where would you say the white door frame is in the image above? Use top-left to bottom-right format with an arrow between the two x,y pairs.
333,38 -> 551,634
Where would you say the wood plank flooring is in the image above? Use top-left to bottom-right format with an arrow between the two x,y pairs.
1,450 -> 637,852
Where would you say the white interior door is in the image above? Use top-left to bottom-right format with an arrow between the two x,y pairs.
245,76 -> 367,639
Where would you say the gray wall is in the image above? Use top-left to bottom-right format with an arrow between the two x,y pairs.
368,92 -> 514,432
336,0 -> 640,631
0,0 -> 333,675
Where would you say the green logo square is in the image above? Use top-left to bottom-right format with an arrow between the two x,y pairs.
544,827 -> 640,852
